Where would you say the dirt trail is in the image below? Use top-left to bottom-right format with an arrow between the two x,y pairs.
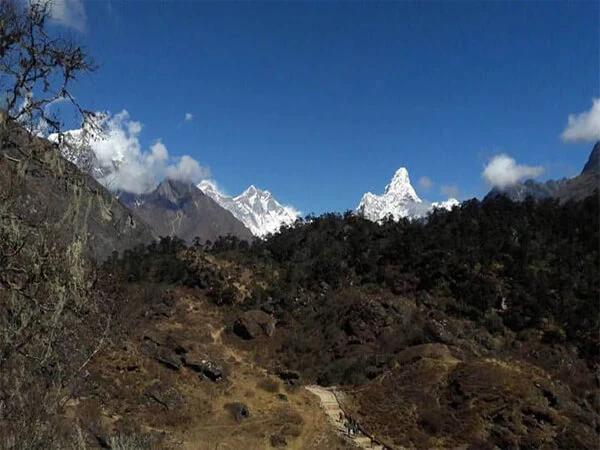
210,325 -> 243,363
306,385 -> 384,450
171,299 -> 348,449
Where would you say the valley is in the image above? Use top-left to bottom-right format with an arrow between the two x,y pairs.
2,107 -> 598,448
0,2 -> 598,449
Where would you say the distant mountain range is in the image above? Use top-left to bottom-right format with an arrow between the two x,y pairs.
356,167 -> 459,222
54,127 -> 297,240
198,180 -> 298,237
485,143 -> 599,203
54,124 -> 598,244
119,179 -> 253,244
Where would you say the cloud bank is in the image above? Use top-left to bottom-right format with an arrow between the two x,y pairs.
561,98 -> 600,143
482,154 -> 544,189
59,110 -> 209,194
32,0 -> 87,31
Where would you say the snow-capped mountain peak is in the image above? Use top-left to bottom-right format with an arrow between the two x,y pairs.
357,167 -> 458,222
384,167 -> 422,202
197,179 -> 222,199
198,181 -> 298,237
242,184 -> 259,195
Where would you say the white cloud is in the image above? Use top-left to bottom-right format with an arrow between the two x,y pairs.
561,98 -> 600,142
184,112 -> 194,122
149,140 -> 168,162
32,0 -> 87,31
58,110 -> 210,194
165,155 -> 209,183
482,154 -> 544,189
440,184 -> 459,199
418,176 -> 433,191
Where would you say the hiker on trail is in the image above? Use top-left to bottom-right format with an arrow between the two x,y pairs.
349,418 -> 358,436
347,419 -> 356,436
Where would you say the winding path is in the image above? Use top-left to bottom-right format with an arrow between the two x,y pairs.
305,385 -> 384,450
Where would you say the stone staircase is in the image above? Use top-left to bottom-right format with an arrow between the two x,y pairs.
306,385 -> 385,450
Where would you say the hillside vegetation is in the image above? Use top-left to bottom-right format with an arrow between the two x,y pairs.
102,192 -> 599,448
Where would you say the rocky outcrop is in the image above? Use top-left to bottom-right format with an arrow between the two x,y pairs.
233,310 -> 276,340
182,353 -> 224,382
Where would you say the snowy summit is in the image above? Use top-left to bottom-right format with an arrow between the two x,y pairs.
198,180 -> 298,237
357,167 -> 458,221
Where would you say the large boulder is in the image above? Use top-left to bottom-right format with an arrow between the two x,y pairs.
233,310 -> 275,340
182,353 -> 224,382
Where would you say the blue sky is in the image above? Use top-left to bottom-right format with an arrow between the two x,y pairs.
53,0 -> 598,214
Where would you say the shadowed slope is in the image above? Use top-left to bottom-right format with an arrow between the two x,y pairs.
0,121 -> 154,262
119,179 -> 253,244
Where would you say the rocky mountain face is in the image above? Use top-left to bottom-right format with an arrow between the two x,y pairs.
198,180 -> 298,237
582,141 -> 599,173
119,179 -> 253,244
0,123 -> 154,262
356,167 -> 458,221
485,142 -> 599,203
50,125 -> 114,180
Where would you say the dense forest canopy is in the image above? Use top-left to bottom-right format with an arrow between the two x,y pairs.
107,192 -> 600,363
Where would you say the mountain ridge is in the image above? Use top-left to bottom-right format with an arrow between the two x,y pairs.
198,180 -> 298,237
485,142 -> 599,203
120,179 -> 253,244
581,141 -> 599,174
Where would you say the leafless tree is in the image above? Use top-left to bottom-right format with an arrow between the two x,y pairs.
0,0 -> 96,136
0,2 -> 110,447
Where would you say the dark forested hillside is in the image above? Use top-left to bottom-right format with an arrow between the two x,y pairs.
203,193 -> 599,359
103,191 -> 600,448
108,192 -> 600,362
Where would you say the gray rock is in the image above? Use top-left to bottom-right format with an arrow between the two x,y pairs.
233,310 -> 276,340
183,354 -> 223,382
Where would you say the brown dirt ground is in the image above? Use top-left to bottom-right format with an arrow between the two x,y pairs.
66,287 -> 352,449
